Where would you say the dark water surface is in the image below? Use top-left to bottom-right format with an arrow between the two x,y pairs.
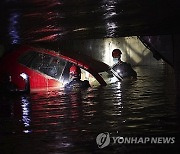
0,65 -> 180,154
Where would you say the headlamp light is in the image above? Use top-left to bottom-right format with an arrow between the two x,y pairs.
20,73 -> 28,80
116,69 -> 121,73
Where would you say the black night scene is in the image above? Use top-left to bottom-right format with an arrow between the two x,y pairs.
0,0 -> 180,154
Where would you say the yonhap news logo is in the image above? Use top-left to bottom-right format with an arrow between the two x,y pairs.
96,132 -> 111,148
96,132 -> 175,148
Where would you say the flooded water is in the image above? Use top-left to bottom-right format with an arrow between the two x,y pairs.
0,65 -> 180,154
0,1 -> 180,153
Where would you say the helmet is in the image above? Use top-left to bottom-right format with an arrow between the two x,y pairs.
70,65 -> 81,76
112,49 -> 122,58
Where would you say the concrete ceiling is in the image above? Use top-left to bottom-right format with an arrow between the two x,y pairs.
0,0 -> 180,43
57,0 -> 180,38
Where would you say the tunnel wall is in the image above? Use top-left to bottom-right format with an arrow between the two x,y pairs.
59,36 -> 162,66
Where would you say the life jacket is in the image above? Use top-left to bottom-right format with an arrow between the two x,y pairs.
112,61 -> 137,79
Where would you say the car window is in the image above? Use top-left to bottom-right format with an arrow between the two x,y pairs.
18,51 -> 38,67
59,61 -> 72,83
19,51 -> 66,79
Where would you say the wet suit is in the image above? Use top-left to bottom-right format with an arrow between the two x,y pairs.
112,61 -> 137,79
65,78 -> 91,91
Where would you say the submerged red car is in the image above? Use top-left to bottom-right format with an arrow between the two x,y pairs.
0,45 -> 114,92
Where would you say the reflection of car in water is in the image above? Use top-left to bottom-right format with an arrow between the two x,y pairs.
0,45 -> 118,93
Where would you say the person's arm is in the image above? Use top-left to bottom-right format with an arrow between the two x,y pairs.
126,63 -> 137,79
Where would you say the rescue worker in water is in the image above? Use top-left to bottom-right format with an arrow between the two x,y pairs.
111,49 -> 137,80
0,73 -> 30,95
64,65 -> 91,90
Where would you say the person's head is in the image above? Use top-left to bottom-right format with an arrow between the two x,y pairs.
112,49 -> 122,63
69,65 -> 81,80
112,49 -> 122,58
20,73 -> 29,81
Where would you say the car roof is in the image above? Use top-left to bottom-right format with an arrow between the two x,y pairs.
60,51 -> 110,73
